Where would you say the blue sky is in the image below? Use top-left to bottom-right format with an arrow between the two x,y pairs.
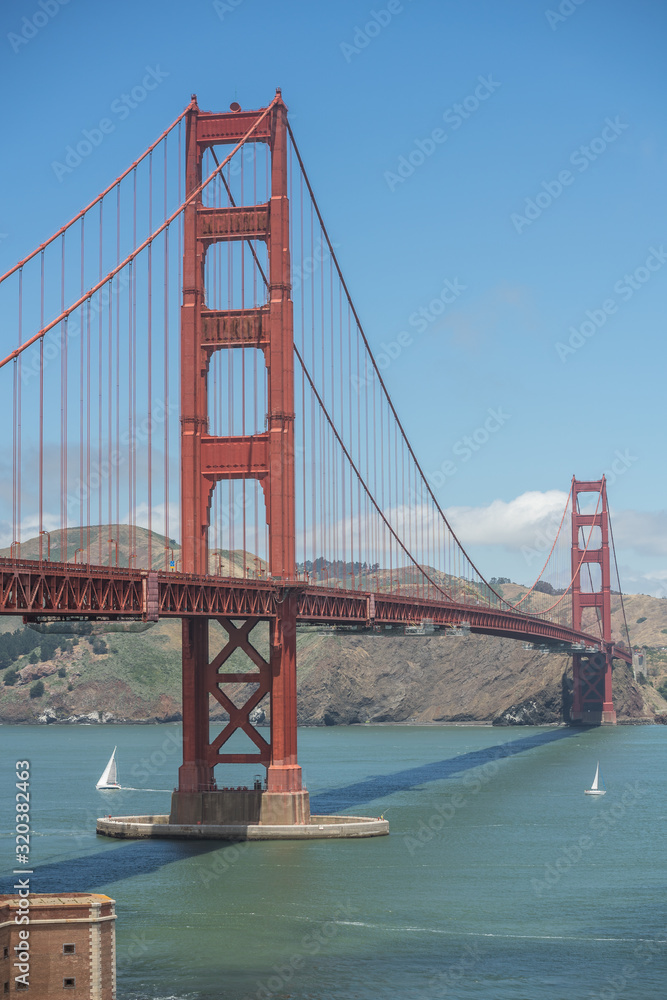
0,0 -> 665,593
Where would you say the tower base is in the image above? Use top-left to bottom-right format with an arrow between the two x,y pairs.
570,709 -> 617,726
169,788 -> 310,826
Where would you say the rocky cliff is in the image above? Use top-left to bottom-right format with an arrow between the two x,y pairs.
2,529 -> 666,725
294,632 -> 650,726
0,614 -> 663,726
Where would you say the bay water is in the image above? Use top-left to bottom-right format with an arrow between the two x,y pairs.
1,722 -> 665,998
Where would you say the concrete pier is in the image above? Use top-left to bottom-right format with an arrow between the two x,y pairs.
96,813 -> 389,840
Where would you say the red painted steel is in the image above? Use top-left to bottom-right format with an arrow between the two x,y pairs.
570,477 -> 617,723
4,558 -> 629,664
268,590 -> 302,791
177,92 -> 300,792
179,617 -> 215,792
208,618 -> 271,768
0,94 -> 633,808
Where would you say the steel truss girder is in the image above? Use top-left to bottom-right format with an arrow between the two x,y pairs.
4,560 -> 629,664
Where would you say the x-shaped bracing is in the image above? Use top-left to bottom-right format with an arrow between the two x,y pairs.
579,654 -> 606,707
207,618 -> 271,765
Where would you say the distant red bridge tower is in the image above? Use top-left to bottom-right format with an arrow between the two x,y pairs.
570,477 -> 617,725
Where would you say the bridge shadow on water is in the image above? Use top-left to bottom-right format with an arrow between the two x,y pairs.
0,840 -> 221,896
310,726 -> 582,814
1,728 -> 580,893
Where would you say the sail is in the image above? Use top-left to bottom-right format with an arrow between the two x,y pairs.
591,762 -> 600,791
107,750 -> 118,786
96,748 -> 118,788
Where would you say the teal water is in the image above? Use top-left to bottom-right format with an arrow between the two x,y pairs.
1,723 -> 665,998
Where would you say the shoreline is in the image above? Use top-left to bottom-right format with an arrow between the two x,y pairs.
0,717 -> 660,727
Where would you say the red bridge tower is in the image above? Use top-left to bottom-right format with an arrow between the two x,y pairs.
171,92 -> 307,825
570,477 -> 617,725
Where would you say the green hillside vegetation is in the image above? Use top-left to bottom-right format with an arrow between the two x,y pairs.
0,615 -> 183,722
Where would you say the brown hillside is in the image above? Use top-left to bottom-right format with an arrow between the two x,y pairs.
1,531 -> 666,726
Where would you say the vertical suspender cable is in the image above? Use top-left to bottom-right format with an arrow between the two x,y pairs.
163,135 -> 170,569
98,202 -> 104,563
79,218 -> 85,558
39,253 -> 44,559
108,274 -> 113,566
147,151 -> 153,568
61,234 -> 67,559
86,298 -> 91,559
115,185 -> 120,546
241,144 -> 247,577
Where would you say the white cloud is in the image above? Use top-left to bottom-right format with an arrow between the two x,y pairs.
619,566 -> 667,599
442,490 -> 667,597
443,492 -> 667,560
444,490 -> 569,548
609,509 -> 667,558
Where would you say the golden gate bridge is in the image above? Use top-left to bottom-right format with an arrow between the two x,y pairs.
0,91 -> 632,828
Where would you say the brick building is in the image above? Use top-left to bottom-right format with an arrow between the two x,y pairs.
0,894 -> 116,998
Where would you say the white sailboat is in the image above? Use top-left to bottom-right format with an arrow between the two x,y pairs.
584,761 -> 606,796
96,747 -> 121,790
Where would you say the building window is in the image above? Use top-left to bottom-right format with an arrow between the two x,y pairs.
3,948 -> 7,959
16,984 -> 28,992
62,944 -> 75,955
3,983 -> 8,994
63,979 -> 75,989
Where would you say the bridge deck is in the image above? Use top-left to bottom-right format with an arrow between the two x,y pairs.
0,558 -> 630,663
